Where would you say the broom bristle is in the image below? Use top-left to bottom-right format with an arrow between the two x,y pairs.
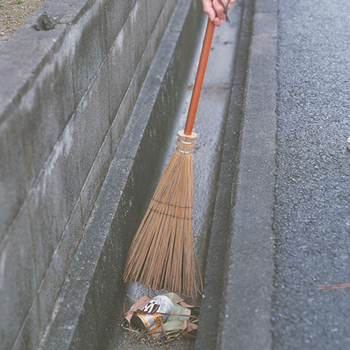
123,131 -> 199,296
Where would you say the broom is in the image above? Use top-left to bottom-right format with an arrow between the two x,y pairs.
123,19 -> 215,296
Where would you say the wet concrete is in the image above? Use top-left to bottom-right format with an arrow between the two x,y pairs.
272,0 -> 350,348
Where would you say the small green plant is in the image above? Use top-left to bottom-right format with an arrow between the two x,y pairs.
0,3 -> 4,7
17,0 -> 23,3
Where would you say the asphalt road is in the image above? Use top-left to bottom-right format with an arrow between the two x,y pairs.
272,0 -> 350,348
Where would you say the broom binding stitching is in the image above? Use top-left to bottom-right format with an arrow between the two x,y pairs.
149,207 -> 192,220
151,198 -> 192,209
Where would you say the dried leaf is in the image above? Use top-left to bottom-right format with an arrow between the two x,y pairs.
164,292 -> 184,305
180,301 -> 200,309
167,330 -> 182,339
126,294 -> 138,303
129,296 -> 151,312
162,320 -> 183,338
318,283 -> 350,290
182,318 -> 198,333
124,295 -> 151,326
163,320 -> 184,331
167,304 -> 191,322
181,331 -> 196,339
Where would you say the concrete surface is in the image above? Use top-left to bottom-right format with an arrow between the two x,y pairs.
0,0 -> 178,348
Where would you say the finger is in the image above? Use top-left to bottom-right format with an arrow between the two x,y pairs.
227,1 -> 234,9
213,17 -> 224,27
202,0 -> 217,22
227,0 -> 236,8
213,0 -> 226,20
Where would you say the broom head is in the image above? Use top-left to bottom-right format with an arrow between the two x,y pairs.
123,130 -> 199,296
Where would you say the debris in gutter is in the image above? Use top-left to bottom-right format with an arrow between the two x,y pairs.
123,293 -> 199,346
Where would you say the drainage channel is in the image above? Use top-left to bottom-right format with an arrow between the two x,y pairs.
107,2 -> 246,349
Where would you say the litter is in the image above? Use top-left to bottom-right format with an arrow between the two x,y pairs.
123,293 -> 200,345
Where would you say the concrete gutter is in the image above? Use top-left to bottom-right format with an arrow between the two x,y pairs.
218,0 -> 278,347
196,0 -> 278,348
220,0 -> 278,348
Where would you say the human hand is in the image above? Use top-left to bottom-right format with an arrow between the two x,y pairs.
201,0 -> 236,26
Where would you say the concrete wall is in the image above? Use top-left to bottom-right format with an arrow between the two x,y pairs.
37,0 -> 205,348
0,0 -> 180,348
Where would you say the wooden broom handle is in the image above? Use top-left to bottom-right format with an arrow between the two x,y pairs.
184,19 -> 215,135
